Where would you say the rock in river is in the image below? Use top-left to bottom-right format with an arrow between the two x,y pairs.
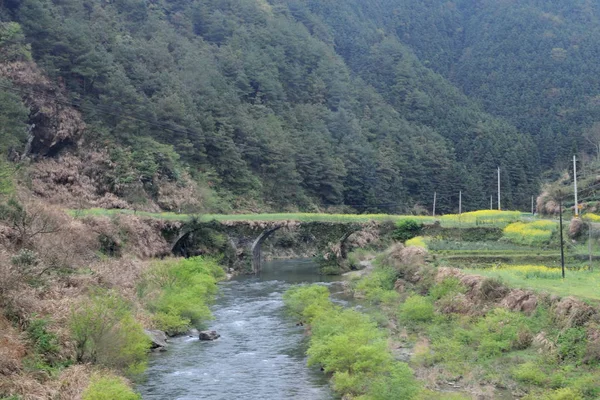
145,329 -> 168,352
199,330 -> 220,341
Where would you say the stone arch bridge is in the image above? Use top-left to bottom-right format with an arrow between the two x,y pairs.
169,219 -> 387,273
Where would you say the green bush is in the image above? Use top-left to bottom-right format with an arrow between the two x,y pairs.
23,316 -> 66,375
512,362 -> 547,385
308,308 -> 390,374
472,308 -> 529,358
365,362 -> 421,400
284,285 -> 419,399
139,257 -> 225,334
282,284 -> 331,322
429,277 -> 466,301
70,290 -> 149,374
82,376 -> 141,400
522,388 -> 583,400
557,327 -> 587,363
393,219 -> 423,242
354,266 -> 399,304
398,295 -> 434,323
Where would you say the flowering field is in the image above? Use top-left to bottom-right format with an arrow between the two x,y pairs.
502,220 -> 557,246
440,210 -> 522,228
583,213 -> 600,222
405,236 -> 428,249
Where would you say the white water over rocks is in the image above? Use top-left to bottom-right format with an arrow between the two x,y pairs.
138,259 -> 341,400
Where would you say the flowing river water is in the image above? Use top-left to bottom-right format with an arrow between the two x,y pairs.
138,259 -> 342,400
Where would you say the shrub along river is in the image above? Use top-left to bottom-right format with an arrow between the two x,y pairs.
137,259 -> 343,399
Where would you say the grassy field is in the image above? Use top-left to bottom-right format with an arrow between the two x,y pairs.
463,265 -> 600,301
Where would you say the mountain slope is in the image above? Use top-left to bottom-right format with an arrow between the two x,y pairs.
346,0 -> 600,169
1,0 -> 539,212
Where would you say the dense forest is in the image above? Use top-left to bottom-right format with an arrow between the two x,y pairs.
3,0 -> 596,213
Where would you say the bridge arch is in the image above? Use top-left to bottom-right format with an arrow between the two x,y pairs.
251,225 -> 284,273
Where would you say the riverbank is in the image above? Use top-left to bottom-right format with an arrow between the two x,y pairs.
333,244 -> 600,399
0,201 -> 231,399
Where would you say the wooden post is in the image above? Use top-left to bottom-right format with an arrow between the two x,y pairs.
432,192 -> 437,217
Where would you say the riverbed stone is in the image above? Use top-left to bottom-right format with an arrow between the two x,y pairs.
199,330 -> 220,341
145,329 -> 168,351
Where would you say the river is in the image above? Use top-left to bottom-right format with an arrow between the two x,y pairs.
137,259 -> 341,400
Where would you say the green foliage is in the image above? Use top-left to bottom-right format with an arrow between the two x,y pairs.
69,290 -> 149,374
0,0 -> 543,211
0,159 -> 16,197
284,284 -> 419,398
523,388 -> 584,400
82,376 -> 141,400
22,315 -> 68,377
472,308 -> 530,358
363,362 -> 421,400
557,328 -> 587,363
353,266 -> 399,304
26,316 -> 59,356
0,80 -> 29,156
139,257 -> 224,334
393,219 -> 423,242
0,22 -> 31,61
282,284 -> 331,323
512,362 -> 547,386
429,277 -> 466,301
398,295 -> 434,323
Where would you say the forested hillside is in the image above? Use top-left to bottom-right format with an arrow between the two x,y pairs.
1,0 -> 574,213
348,0 -> 600,170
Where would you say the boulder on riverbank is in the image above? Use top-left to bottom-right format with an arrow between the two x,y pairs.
199,330 -> 220,341
145,329 -> 168,352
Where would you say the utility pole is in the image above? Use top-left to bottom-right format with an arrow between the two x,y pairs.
574,155 -> 579,216
490,195 -> 493,210
432,192 -> 437,217
458,191 -> 462,241
589,220 -> 593,272
531,196 -> 535,216
497,167 -> 501,211
559,196 -> 565,279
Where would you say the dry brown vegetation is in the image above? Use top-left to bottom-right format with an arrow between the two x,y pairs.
28,150 -> 205,213
0,195 -> 177,398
